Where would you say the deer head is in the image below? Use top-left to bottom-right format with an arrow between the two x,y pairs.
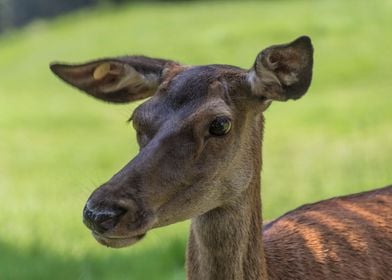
50,36 -> 313,248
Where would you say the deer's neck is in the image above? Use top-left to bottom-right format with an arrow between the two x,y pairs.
187,175 -> 266,280
186,111 -> 266,280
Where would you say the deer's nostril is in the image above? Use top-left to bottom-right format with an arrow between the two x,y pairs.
83,204 -> 126,234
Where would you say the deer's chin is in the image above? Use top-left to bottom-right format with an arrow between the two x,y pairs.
92,232 -> 146,248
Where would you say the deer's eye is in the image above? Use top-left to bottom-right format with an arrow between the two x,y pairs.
209,117 -> 232,136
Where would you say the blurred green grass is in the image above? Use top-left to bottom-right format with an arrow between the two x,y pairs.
1,0 -> 391,279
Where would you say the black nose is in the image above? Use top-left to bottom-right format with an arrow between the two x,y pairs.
83,204 -> 126,234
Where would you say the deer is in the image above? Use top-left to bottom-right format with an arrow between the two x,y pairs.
50,36 -> 392,280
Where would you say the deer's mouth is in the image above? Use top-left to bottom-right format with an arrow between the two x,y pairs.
92,231 -> 146,248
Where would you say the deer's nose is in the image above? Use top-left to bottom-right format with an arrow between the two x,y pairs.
83,204 -> 126,234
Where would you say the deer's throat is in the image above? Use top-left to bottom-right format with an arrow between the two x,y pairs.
186,176 -> 266,280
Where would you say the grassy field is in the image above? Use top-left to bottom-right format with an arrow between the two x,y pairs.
1,0 -> 392,279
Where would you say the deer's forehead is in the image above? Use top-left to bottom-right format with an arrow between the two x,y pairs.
131,65 -> 243,125
164,66 -> 218,101
164,65 -> 243,104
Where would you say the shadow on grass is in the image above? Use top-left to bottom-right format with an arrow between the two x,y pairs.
0,237 -> 186,280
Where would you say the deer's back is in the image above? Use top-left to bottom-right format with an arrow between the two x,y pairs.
263,185 -> 392,280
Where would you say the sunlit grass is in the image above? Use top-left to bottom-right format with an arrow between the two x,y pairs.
0,0 -> 391,279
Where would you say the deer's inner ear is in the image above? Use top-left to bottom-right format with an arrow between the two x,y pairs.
248,36 -> 314,102
50,56 -> 179,103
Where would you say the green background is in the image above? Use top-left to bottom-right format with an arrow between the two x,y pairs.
1,0 -> 391,279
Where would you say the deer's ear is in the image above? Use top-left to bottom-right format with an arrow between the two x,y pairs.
50,56 -> 178,103
247,36 -> 313,102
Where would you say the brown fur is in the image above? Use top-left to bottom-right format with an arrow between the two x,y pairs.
50,36 -> 392,279
264,186 -> 392,280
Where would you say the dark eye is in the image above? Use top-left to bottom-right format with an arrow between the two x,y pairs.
209,117 -> 232,136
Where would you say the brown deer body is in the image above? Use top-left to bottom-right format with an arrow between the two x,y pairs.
50,36 -> 392,279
